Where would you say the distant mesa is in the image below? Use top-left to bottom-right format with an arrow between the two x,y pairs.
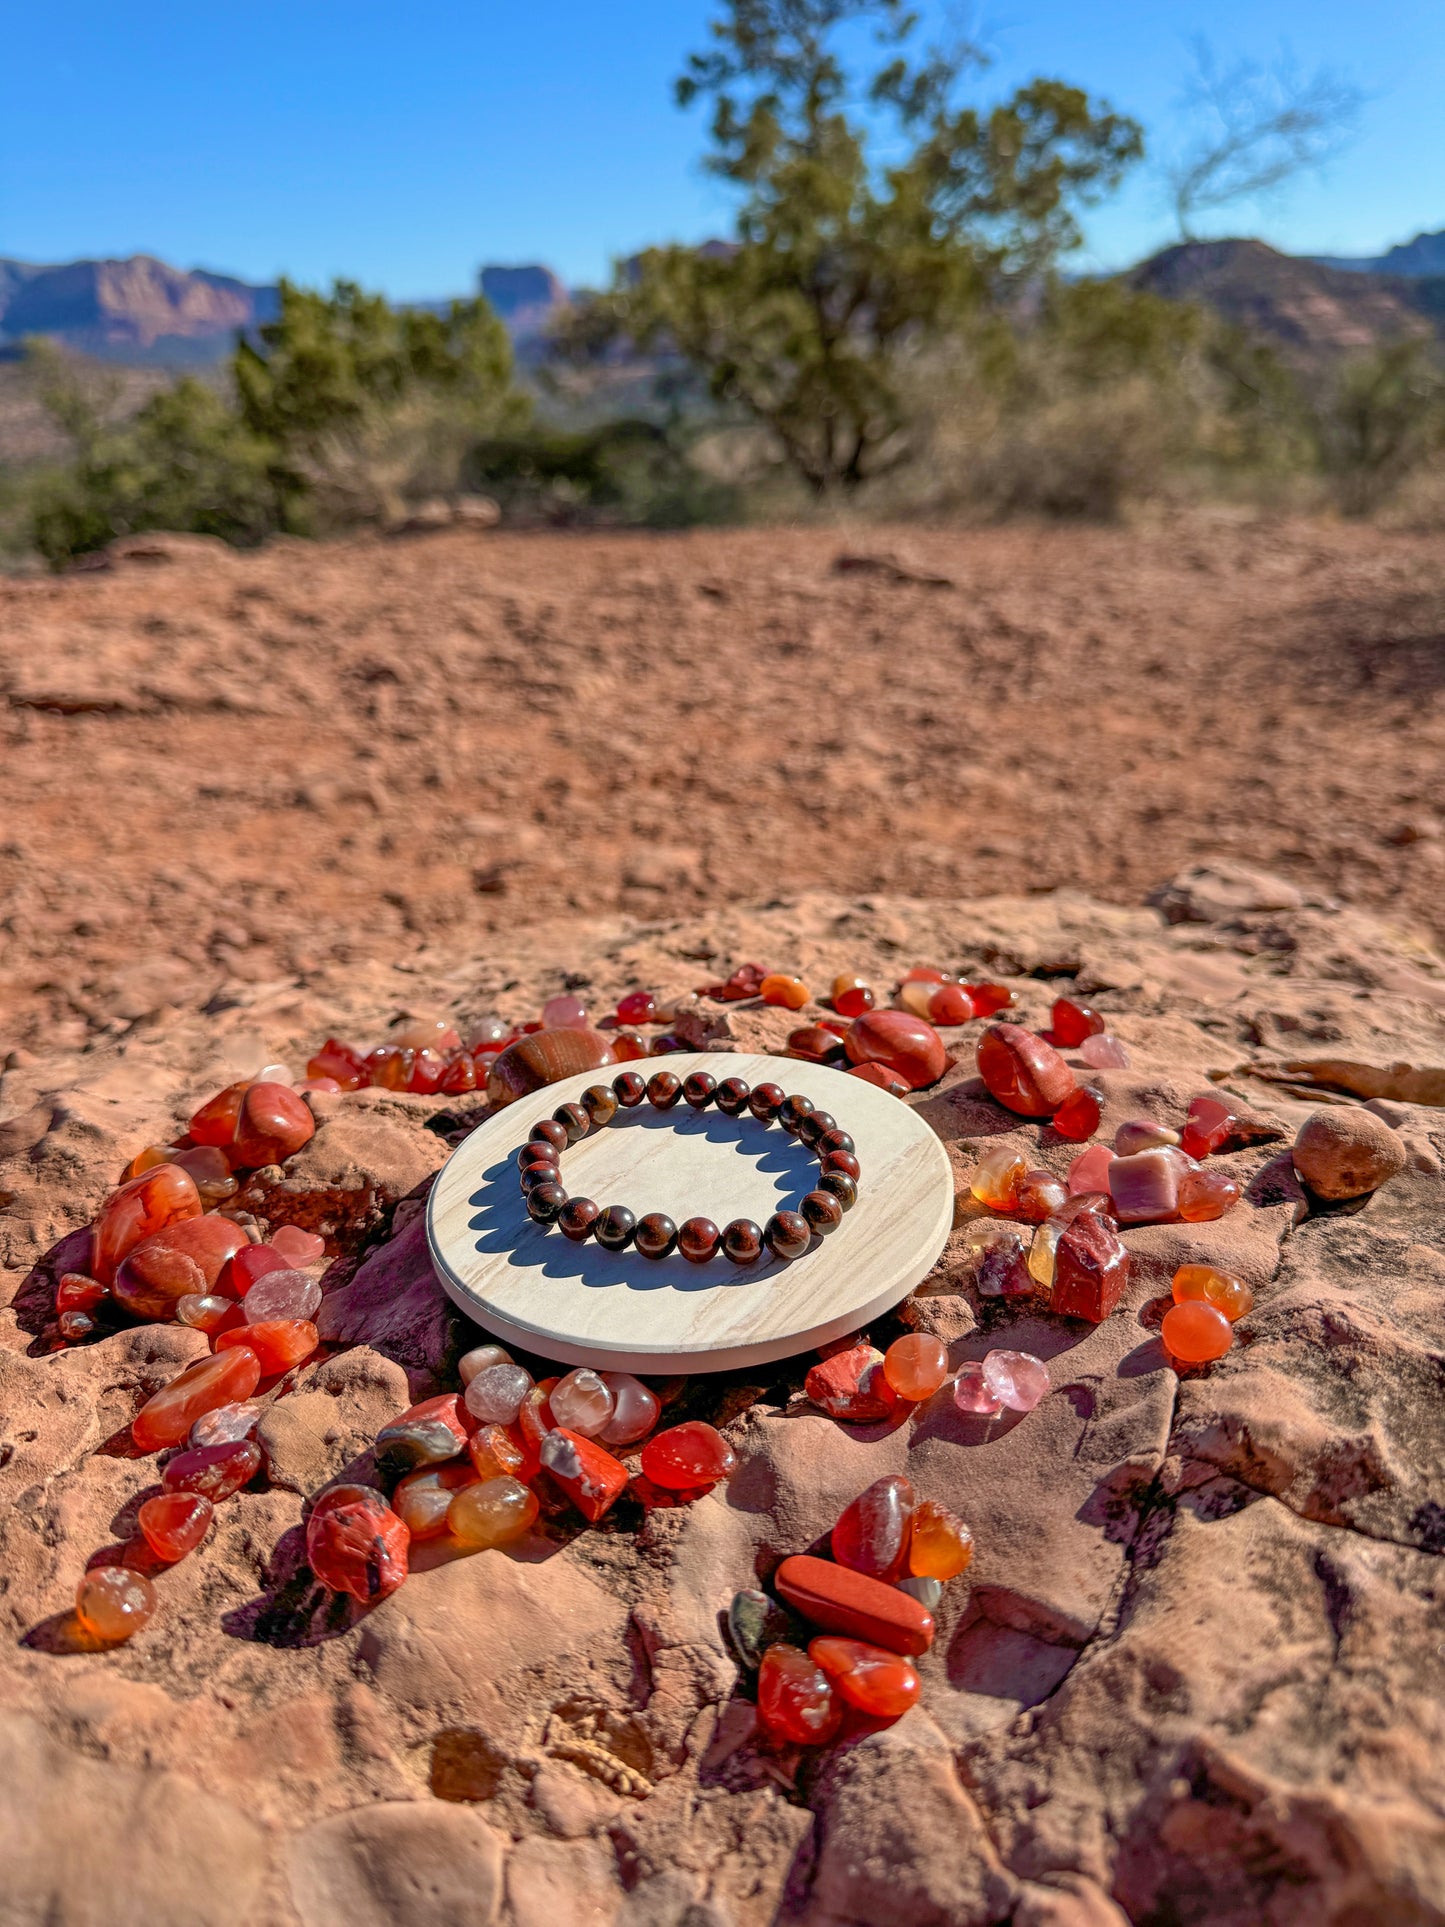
0,254 -> 280,367
1313,227 -> 1445,277
478,264 -> 570,337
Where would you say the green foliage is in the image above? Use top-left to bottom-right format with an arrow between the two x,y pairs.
466,420 -> 737,527
1307,338 -> 1445,516
563,0 -> 1143,493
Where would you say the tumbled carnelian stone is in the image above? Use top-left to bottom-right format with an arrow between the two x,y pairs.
138,1491 -> 213,1562
132,1348 -> 262,1452
113,1215 -> 251,1321
760,973 -> 810,1010
1179,1095 -> 1237,1161
188,1082 -> 251,1148
75,1565 -> 156,1642
228,1244 -> 290,1297
640,1421 -> 736,1490
215,1319 -> 317,1375
91,1163 -> 204,1286
162,1438 -> 262,1501
306,1038 -> 368,1090
467,1422 -> 527,1483
306,1484 -> 410,1600
927,983 -> 975,1026
831,1475 -> 916,1582
831,975 -> 875,1017
1173,1265 -> 1253,1321
375,1393 -> 472,1472
394,1462 -> 477,1539
757,1643 -> 842,1746
539,1428 -> 629,1522
231,1082 -> 316,1167
848,1060 -> 910,1097
1178,1169 -> 1241,1222
964,982 -> 1014,1017
976,1024 -> 1076,1117
270,1224 -> 325,1266
908,1499 -> 975,1580
883,1334 -> 949,1402
809,1637 -> 921,1719
845,1010 -> 947,1091
1052,1085 -> 1103,1143
1160,1300 -> 1234,1363
774,1555 -> 935,1656
1051,997 -> 1106,1047
1015,1168 -> 1068,1222
448,1475 -> 538,1548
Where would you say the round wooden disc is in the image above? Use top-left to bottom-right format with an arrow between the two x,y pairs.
427,1051 -> 954,1373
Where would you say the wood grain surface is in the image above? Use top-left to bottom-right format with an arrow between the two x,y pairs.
427,1051 -> 954,1372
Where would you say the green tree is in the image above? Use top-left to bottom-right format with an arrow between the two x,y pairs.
561,0 -> 1142,493
1309,338 -> 1445,516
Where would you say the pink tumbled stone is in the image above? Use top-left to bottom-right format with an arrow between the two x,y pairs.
242,1267 -> 322,1323
271,1225 -> 325,1266
1108,1147 -> 1188,1224
952,1362 -> 1003,1416
982,1349 -> 1050,1413
189,1399 -> 264,1449
1113,1118 -> 1180,1156
1079,1032 -> 1130,1069
542,994 -> 590,1031
598,1372 -> 661,1445
1067,1144 -> 1115,1196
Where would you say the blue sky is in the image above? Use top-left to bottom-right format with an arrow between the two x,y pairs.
2,1 -> 1440,297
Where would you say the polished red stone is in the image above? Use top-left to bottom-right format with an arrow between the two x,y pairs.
610,1030 -> 649,1061
162,1438 -> 262,1501
964,982 -> 1014,1017
1015,1168 -> 1069,1221
406,1048 -> 447,1094
539,1427 -> 629,1522
831,1475 -> 915,1582
1051,1084 -> 1103,1143
270,1225 -> 325,1266
231,1082 -> 316,1167
1179,1095 -> 1239,1161
466,1422 -> 528,1483
517,1378 -> 558,1455
228,1243 -> 291,1297
788,1025 -> 846,1063
138,1491 -> 213,1562
1049,1210 -> 1130,1322
804,1345 -> 900,1423
1068,1143 -> 1115,1195
91,1163 -> 204,1286
375,1394 -> 472,1471
1050,997 -> 1107,1047
305,1038 -> 368,1090
487,1029 -> 617,1106
757,1643 -> 842,1746
639,1421 -> 736,1490
56,1272 -> 107,1315
845,1010 -> 947,1091
617,989 -> 659,1025
113,1215 -> 250,1321
188,1082 -> 250,1147
215,1318 -> 318,1374
927,983 -> 975,1025
132,1349 -> 262,1452
1178,1168 -> 1241,1221
306,1483 -> 410,1601
809,1636 -> 921,1718
847,1060 -> 911,1097
774,1554 -> 935,1656
977,1024 -> 1076,1117
439,1053 -> 478,1094
831,975 -> 875,1018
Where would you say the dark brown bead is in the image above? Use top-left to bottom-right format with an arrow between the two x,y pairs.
818,1170 -> 858,1211
801,1190 -> 844,1234
715,1077 -> 751,1116
521,1162 -> 560,1193
748,1083 -> 785,1124
796,1108 -> 837,1148
553,1101 -> 591,1145
682,1071 -> 717,1110
580,1084 -> 618,1127
778,1095 -> 815,1137
817,1128 -> 855,1158
678,1216 -> 721,1263
646,1071 -> 682,1110
652,1033 -> 688,1055
558,1197 -> 601,1242
635,1212 -> 679,1260
527,1183 -> 568,1224
764,1209 -> 812,1260
822,1149 -> 861,1182
530,1118 -> 569,1152
519,1138 -> 560,1170
594,1204 -> 637,1251
721,1218 -> 764,1265
613,1072 -> 647,1108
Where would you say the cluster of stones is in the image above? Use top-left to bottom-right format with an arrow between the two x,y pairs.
803,1332 -> 1051,1425
304,1345 -> 740,1607
519,1072 -> 861,1265
725,1474 -> 973,1744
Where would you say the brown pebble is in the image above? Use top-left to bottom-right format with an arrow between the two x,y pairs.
1291,1106 -> 1406,1200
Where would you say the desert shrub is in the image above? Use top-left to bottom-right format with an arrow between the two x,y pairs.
465,419 -> 738,526
1307,338 -> 1445,517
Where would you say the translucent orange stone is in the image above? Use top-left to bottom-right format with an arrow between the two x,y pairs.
448,1475 -> 539,1548
1015,1168 -> 1068,1221
883,1334 -> 950,1401
831,1475 -> 916,1581
760,973 -> 809,1010
231,1082 -> 316,1167
809,1637 -> 921,1719
969,1145 -> 1026,1211
1178,1169 -> 1241,1221
1172,1264 -> 1253,1321
1051,1084 -> 1103,1142
215,1318 -> 318,1375
538,1428 -> 629,1521
845,1010 -> 947,1091
169,1144 -> 240,1205
1050,997 -> 1106,1047
138,1491 -> 213,1562
831,975 -> 875,1018
467,1422 -> 528,1483
132,1348 -> 262,1452
640,1421 -> 736,1490
188,1082 -> 250,1147
113,1215 -> 250,1320
176,1293 -> 241,1334
1160,1300 -> 1234,1363
91,1163 -> 204,1286
162,1438 -> 262,1501
394,1462 -> 477,1539
976,1024 -> 1076,1117
75,1566 -> 156,1642
406,1048 -> 446,1094
390,1015 -> 462,1051
897,980 -> 937,1019
964,982 -> 1013,1017
1179,1094 -> 1237,1161
305,1038 -> 368,1090
908,1499 -> 975,1580
757,1643 -> 842,1746
306,1484 -> 410,1601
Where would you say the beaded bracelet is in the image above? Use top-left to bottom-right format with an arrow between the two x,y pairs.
516,1070 -> 861,1264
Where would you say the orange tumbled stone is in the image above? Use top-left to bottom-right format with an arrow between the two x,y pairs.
131,1348 -> 261,1452
448,1475 -> 539,1548
75,1566 -> 156,1642
113,1215 -> 250,1321
774,1554 -> 935,1656
810,1637 -> 921,1719
91,1163 -> 204,1286
831,974 -> 875,1017
138,1491 -> 213,1562
215,1318 -> 318,1375
467,1422 -> 529,1483
976,1024 -> 1076,1118
394,1462 -> 477,1539
231,1082 -> 316,1167
883,1334 -> 950,1402
757,1643 -> 842,1746
907,1499 -> 975,1581
847,1061 -> 910,1096
760,973 -> 810,1010
831,1475 -> 915,1581
305,1038 -> 368,1090
188,1081 -> 251,1147
1178,1168 -> 1241,1222
306,1484 -> 409,1601
1172,1264 -> 1253,1321
845,1009 -> 947,1091
1160,1300 -> 1234,1363
927,983 -> 975,1026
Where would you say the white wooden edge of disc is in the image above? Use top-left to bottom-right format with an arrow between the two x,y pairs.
426,1050 -> 955,1373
